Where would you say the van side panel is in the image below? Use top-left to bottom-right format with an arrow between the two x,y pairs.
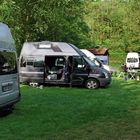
20,67 -> 44,83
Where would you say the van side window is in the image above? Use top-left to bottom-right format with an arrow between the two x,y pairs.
26,61 -> 33,66
20,57 -> 44,67
34,60 -> 44,67
73,57 -> 87,70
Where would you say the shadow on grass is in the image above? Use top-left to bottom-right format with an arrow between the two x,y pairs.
0,109 -> 13,118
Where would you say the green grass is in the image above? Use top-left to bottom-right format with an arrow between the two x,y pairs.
0,79 -> 140,140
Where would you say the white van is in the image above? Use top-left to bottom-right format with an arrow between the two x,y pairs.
0,23 -> 20,110
126,52 -> 140,68
81,49 -> 111,73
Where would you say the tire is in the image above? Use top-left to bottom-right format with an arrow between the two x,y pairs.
0,105 -> 14,117
5,104 -> 15,111
85,78 -> 99,89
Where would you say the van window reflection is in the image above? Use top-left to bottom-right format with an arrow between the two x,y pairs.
0,52 -> 17,75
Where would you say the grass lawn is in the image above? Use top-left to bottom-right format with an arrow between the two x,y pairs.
0,78 -> 140,140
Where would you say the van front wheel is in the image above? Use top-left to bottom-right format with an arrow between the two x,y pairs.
85,78 -> 99,89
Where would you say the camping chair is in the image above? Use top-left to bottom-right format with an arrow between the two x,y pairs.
127,67 -> 136,80
118,64 -> 127,78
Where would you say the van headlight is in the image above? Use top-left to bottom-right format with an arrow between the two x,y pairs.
103,72 -> 109,78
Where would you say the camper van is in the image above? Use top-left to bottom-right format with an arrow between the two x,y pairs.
0,23 -> 20,110
19,41 -> 111,89
81,49 -> 111,73
126,52 -> 140,69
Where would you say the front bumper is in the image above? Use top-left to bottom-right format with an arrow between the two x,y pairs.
0,94 -> 21,109
99,77 -> 112,87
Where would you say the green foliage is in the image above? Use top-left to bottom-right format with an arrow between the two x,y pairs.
85,0 -> 140,52
109,50 -> 127,67
0,0 -> 140,55
0,0 -> 91,54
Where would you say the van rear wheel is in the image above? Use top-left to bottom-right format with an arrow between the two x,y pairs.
5,104 -> 15,111
85,78 -> 99,89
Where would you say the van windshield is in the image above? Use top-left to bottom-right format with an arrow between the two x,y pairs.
127,58 -> 138,63
84,56 -> 97,67
0,51 -> 17,75
92,58 -> 103,67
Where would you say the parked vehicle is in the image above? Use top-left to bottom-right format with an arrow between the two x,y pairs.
19,41 -> 111,89
126,52 -> 140,69
81,49 -> 111,73
0,23 -> 20,110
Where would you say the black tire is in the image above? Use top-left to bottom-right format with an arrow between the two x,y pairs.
0,105 -> 14,117
5,104 -> 15,111
85,78 -> 99,89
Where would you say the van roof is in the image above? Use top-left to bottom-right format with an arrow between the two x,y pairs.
127,52 -> 139,57
0,23 -> 15,50
21,41 -> 81,56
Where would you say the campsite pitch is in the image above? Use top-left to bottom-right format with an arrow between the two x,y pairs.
0,79 -> 140,140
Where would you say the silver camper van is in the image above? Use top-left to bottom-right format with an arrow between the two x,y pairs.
0,23 -> 20,110
19,41 -> 111,89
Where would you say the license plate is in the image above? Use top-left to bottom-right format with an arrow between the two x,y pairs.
2,85 -> 13,92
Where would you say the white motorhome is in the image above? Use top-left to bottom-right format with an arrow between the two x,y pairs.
0,23 -> 20,110
19,41 -> 111,89
126,52 -> 140,69
81,49 -> 111,73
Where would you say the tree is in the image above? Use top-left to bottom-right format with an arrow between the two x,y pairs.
125,0 -> 140,51
0,0 -> 139,54
0,0 -> 91,54
84,0 -> 140,51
